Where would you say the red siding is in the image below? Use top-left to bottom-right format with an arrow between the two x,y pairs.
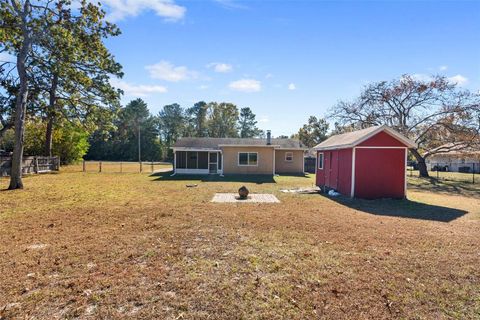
354,148 -> 406,199
359,131 -> 408,147
316,148 -> 352,196
337,149 -> 352,196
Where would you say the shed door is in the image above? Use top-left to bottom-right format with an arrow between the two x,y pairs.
329,150 -> 339,190
354,148 -> 406,199
324,151 -> 339,190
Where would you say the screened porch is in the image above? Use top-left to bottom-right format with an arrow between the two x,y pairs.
174,150 -> 223,174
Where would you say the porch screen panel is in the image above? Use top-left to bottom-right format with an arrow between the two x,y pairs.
187,151 -> 198,169
218,153 -> 222,170
176,151 -> 186,169
198,152 -> 208,169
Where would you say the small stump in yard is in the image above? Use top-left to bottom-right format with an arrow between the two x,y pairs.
238,186 -> 249,200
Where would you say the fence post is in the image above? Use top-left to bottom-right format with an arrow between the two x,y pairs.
83,159 -> 86,172
120,162 -> 123,173
473,163 -> 475,184
151,161 -> 154,173
34,157 -> 39,174
99,161 -> 102,173
436,163 -> 439,179
140,161 -> 142,173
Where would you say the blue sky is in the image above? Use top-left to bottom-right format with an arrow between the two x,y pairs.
101,0 -> 480,136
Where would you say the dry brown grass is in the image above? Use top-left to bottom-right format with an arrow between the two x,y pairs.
0,170 -> 479,319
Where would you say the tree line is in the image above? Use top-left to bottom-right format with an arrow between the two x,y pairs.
85,99 -> 264,161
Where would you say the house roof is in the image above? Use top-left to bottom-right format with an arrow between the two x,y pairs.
173,137 -> 306,150
313,125 -> 417,150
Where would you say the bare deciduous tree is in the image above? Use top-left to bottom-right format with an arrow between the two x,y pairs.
329,75 -> 480,177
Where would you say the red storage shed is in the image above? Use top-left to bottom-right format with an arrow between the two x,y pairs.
314,125 -> 417,199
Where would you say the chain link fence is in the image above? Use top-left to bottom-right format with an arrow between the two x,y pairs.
407,162 -> 478,184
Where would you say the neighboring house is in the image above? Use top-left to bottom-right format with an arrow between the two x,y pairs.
426,146 -> 480,173
172,131 -> 306,175
313,125 -> 417,199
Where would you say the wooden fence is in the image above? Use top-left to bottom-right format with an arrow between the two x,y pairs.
0,156 -> 60,177
77,160 -> 172,174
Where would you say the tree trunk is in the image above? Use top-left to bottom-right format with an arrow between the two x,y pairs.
45,116 -> 53,156
410,148 -> 429,178
45,74 -> 58,157
9,4 -> 32,190
9,51 -> 29,190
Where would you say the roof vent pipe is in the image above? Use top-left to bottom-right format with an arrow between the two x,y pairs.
266,130 -> 271,145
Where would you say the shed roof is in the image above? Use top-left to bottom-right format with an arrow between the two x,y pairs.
173,137 -> 306,150
313,125 -> 417,150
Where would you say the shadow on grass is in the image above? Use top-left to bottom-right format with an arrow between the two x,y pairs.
322,194 -> 467,223
408,177 -> 480,199
150,170 -> 276,184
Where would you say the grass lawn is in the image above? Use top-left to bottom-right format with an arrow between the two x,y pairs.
0,169 -> 479,319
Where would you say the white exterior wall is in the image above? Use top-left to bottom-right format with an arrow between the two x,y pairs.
426,154 -> 480,173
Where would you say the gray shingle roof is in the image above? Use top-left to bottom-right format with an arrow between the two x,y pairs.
314,125 -> 417,150
173,137 -> 305,149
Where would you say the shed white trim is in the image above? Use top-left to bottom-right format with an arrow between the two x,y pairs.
314,125 -> 417,150
350,148 -> 356,198
404,148 -> 407,198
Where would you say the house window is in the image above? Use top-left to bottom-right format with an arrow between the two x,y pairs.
285,152 -> 293,162
318,153 -> 324,170
238,152 -> 258,166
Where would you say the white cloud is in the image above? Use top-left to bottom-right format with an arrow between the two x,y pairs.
207,62 -> 233,73
228,79 -> 261,92
439,65 -> 448,71
198,84 -> 209,90
448,74 -> 468,86
111,79 -> 167,97
288,83 -> 296,90
265,73 -> 273,79
99,0 -> 186,22
146,61 -> 197,82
